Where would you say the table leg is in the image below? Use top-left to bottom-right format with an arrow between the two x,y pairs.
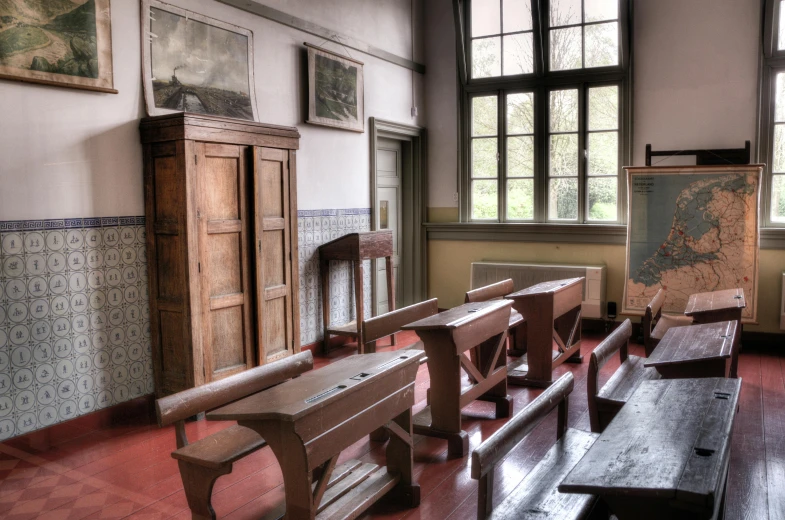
386,256 -> 396,346
321,257 -> 331,355
354,260 -> 365,349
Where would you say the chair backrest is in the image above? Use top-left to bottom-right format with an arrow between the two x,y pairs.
465,279 -> 515,303
362,298 -> 438,347
587,319 -> 631,432
471,372 -> 574,518
156,351 -> 313,447
642,289 -> 665,346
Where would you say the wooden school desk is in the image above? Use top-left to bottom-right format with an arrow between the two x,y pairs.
560,377 -> 741,520
645,321 -> 736,379
402,300 -> 513,458
505,278 -> 584,387
209,351 -> 422,520
684,288 -> 745,378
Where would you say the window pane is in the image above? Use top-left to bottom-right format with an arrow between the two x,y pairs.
585,22 -> 618,68
550,27 -> 582,70
550,89 -> 579,132
588,177 -> 618,221
585,0 -> 618,22
550,134 -> 579,176
776,73 -> 785,123
503,0 -> 532,33
550,0 -> 581,27
507,179 -> 534,219
472,138 -> 498,178
472,180 -> 499,219
589,86 -> 619,130
772,175 -> 785,222
780,1 -> 785,50
588,132 -> 618,176
774,125 -> 785,172
472,96 -> 498,136
508,136 -> 534,177
472,0 -> 500,37
472,37 -> 502,78
507,92 -> 534,134
548,178 -> 578,220
503,33 -> 534,75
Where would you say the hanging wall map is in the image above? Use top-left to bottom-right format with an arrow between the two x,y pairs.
623,165 -> 761,322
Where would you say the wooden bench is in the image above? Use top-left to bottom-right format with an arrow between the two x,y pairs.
465,279 -> 526,356
588,319 -> 660,433
361,298 -> 439,360
155,351 -> 314,520
642,289 -> 692,357
471,372 -> 600,519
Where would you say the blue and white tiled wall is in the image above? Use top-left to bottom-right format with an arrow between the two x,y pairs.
0,217 -> 152,440
0,210 -> 371,438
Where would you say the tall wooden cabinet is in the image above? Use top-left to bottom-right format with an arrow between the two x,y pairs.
140,113 -> 300,397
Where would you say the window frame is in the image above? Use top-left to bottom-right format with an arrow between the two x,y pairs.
459,0 -> 632,225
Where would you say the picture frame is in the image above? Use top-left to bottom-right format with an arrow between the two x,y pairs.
622,164 -> 761,323
0,0 -> 116,93
306,43 -> 364,133
141,0 -> 259,121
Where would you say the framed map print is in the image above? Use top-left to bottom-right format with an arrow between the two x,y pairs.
0,0 -> 116,93
623,165 -> 761,323
306,43 -> 364,132
141,0 -> 258,121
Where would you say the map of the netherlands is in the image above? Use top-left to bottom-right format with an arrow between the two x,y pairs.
623,166 -> 760,322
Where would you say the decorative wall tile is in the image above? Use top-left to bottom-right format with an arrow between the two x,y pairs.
0,217 -> 152,440
297,209 -> 372,346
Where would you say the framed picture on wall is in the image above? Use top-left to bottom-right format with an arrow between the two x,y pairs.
141,0 -> 259,121
0,0 -> 116,93
306,43 -> 364,133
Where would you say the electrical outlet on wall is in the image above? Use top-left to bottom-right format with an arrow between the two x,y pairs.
453,192 -> 459,202
411,107 -> 418,117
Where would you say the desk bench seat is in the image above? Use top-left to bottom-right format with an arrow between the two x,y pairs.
472,373 -> 599,519
643,289 -> 693,357
596,354 -> 661,406
171,424 -> 266,470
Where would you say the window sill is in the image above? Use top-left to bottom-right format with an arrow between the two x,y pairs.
425,222 -> 785,250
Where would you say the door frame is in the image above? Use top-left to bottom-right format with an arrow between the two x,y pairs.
369,118 -> 428,313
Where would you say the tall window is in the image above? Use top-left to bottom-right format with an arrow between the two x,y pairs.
762,0 -> 785,225
463,0 -> 629,223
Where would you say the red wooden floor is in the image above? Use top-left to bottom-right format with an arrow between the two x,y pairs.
1,331 -> 783,520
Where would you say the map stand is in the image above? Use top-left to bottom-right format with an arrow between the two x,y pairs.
645,141 -> 750,166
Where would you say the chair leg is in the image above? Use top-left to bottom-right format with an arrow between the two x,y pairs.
178,461 -> 232,520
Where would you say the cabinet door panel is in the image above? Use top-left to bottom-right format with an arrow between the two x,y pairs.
196,143 -> 255,381
254,147 -> 295,363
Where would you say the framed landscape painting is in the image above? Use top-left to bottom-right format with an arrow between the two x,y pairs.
307,43 -> 364,132
141,0 -> 258,121
0,0 -> 116,93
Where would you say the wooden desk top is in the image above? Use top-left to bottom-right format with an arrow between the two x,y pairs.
401,300 -> 511,331
318,231 -> 393,261
560,378 -> 741,505
684,288 -> 746,316
208,351 -> 423,422
644,321 -> 736,368
506,277 -> 584,299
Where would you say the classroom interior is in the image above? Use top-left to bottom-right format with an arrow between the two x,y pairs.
0,0 -> 784,519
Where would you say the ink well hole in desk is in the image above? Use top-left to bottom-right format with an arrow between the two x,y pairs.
350,372 -> 370,381
720,335 -> 730,339
714,392 -> 731,400
305,385 -> 347,403
695,448 -> 715,457
734,295 -> 742,299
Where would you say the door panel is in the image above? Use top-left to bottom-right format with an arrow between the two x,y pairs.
254,147 -> 295,363
196,143 -> 255,382
375,139 -> 403,315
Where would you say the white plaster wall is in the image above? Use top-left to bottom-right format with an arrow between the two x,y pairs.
423,0 -> 763,206
0,0 -> 424,220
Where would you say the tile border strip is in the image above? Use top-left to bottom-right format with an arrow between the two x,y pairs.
0,216 -> 146,232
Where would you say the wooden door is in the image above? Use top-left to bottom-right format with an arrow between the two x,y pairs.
375,138 -> 403,315
254,147 -> 296,364
195,142 -> 255,382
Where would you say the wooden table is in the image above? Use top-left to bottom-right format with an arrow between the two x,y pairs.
684,288 -> 745,378
505,278 -> 584,387
644,321 -> 737,379
208,351 -> 422,520
319,231 -> 394,354
402,300 -> 513,458
560,378 -> 741,520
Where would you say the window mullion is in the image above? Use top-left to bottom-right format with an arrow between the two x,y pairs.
499,90 -> 506,222
536,84 -> 547,222
578,84 -> 587,222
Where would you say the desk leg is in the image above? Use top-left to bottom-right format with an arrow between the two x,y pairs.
386,408 -> 420,507
730,317 -> 742,379
321,258 -> 331,355
354,260 -> 365,349
386,256 -> 396,347
270,435 -> 314,520
475,332 -> 513,418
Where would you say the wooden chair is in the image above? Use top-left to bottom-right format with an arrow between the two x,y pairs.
587,319 -> 660,433
465,279 -> 526,355
642,288 -> 692,357
361,298 -> 439,360
155,352 -> 313,520
471,372 -> 600,519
